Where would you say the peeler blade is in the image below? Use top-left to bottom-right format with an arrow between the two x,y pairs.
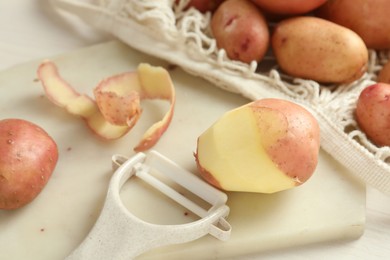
66,150 -> 231,260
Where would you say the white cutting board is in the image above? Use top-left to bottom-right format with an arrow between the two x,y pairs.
0,41 -> 365,260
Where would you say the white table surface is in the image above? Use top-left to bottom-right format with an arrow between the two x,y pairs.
1,1 -> 389,259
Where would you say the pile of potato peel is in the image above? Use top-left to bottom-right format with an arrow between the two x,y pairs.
37,61 -> 176,152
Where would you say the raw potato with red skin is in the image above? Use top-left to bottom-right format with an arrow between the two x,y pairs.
356,83 -> 390,147
377,61 -> 390,84
195,98 -> 320,193
316,0 -> 390,50
179,0 -> 225,13
211,0 -> 269,64
0,119 -> 58,210
272,16 -> 368,84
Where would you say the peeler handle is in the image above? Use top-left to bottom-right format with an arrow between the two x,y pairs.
66,152 -> 231,260
66,194 -> 230,260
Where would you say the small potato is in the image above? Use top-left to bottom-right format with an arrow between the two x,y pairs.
356,83 -> 390,146
179,0 -> 225,13
195,98 -> 320,193
252,0 -> 327,15
316,0 -> 390,50
272,16 -> 368,84
377,60 -> 390,84
0,119 -> 58,210
211,0 -> 270,64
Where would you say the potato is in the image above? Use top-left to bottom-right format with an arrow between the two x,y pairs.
356,83 -> 390,146
179,0 -> 225,13
252,0 -> 327,15
377,60 -> 390,84
316,0 -> 390,50
195,98 -> 320,193
211,0 -> 270,64
0,119 -> 58,210
271,16 -> 368,84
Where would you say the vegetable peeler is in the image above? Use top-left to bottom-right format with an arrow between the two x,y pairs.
66,150 -> 231,259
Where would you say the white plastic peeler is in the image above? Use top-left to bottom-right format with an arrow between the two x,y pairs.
66,150 -> 231,260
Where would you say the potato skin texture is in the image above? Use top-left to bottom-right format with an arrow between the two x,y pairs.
0,119 -> 58,210
316,0 -> 390,50
271,16 -> 368,84
356,83 -> 390,146
211,0 -> 270,64
254,99 -> 320,185
252,0 -> 327,15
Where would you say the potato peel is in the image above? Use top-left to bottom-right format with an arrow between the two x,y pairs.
134,64 -> 176,151
37,61 -> 175,151
94,71 -> 142,127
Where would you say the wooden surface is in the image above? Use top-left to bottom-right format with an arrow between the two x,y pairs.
0,1 -> 389,259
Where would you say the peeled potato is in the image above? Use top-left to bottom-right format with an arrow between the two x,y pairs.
271,16 -> 368,84
0,119 -> 58,210
195,98 -> 320,193
211,0 -> 270,64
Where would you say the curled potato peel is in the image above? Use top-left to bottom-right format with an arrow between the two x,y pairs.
94,72 -> 142,127
37,61 -> 175,152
